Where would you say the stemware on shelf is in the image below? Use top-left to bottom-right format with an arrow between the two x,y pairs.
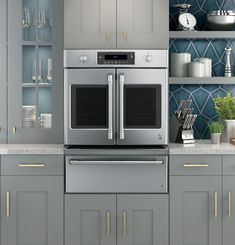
22,7 -> 31,41
47,58 -> 52,83
31,58 -> 43,83
33,8 -> 47,41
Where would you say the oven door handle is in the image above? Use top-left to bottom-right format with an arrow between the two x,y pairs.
69,160 -> 164,165
119,74 -> 125,140
108,74 -> 113,140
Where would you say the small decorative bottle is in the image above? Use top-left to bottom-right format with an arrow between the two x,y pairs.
225,46 -> 233,77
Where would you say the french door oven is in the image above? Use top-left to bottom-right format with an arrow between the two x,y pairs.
64,50 -> 168,146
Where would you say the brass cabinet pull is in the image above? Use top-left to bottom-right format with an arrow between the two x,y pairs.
12,127 -> 16,134
183,163 -> 209,167
214,191 -> 218,218
18,163 -> 46,168
228,192 -> 232,218
106,211 -> 111,238
106,31 -> 111,40
6,192 -> 10,218
121,32 -> 128,40
122,211 -> 127,238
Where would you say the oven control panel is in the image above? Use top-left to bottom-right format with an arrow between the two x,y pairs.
97,52 -> 135,65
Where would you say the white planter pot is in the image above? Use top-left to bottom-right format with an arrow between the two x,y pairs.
223,120 -> 235,142
210,133 -> 222,144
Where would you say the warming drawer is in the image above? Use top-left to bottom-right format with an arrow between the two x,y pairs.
65,152 -> 168,193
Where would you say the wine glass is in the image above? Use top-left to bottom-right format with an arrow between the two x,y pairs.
22,7 -> 31,41
33,8 -> 47,41
38,8 -> 47,41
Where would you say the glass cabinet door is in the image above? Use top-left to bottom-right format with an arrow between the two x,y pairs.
8,0 -> 63,143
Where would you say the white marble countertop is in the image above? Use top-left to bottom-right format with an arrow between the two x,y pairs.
0,141 -> 234,155
0,144 -> 64,154
170,140 -> 235,155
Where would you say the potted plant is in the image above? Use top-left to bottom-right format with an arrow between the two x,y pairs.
214,92 -> 235,142
207,121 -> 224,144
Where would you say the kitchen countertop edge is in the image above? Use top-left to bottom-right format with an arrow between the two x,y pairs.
170,140 -> 235,155
0,144 -> 64,154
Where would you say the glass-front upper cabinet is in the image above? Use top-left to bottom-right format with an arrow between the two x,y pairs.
8,0 -> 63,143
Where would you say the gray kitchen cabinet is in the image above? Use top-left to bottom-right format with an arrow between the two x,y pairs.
65,194 -> 117,245
7,0 -> 63,143
64,0 -> 168,49
64,0 -> 117,49
223,176 -> 235,245
65,194 -> 168,245
116,0 -> 168,49
170,176 -> 222,245
1,176 -> 63,245
0,0 -> 7,143
117,195 -> 168,245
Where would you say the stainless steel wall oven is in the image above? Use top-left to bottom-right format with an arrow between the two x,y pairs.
64,50 -> 168,145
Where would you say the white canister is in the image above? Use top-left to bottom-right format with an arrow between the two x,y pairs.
188,61 -> 205,77
194,57 -> 212,77
170,53 -> 191,77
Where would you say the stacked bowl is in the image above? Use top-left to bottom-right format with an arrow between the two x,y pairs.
22,106 -> 36,128
40,113 -> 52,129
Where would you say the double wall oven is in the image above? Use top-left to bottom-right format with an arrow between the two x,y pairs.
64,50 -> 169,194
64,50 -> 168,146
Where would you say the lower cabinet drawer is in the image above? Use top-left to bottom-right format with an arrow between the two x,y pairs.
170,155 -> 222,175
1,155 -> 64,175
223,155 -> 235,175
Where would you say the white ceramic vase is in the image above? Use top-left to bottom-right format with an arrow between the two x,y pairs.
223,120 -> 235,142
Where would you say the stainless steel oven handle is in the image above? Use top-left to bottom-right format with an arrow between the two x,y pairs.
119,74 -> 125,140
108,74 -> 113,140
70,160 -> 164,165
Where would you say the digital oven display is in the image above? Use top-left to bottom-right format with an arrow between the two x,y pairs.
104,54 -> 128,60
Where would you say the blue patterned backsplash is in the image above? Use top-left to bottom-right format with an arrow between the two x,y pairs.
170,0 -> 235,31
169,0 -> 235,139
169,84 -> 235,139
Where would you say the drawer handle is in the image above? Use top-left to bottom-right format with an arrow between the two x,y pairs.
122,211 -> 127,238
18,163 -> 46,168
106,211 -> 111,238
228,192 -> 232,218
183,164 -> 209,167
214,191 -> 218,218
6,192 -> 10,218
70,160 -> 164,165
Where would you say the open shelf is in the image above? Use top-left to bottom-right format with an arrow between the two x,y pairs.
169,77 -> 235,84
169,31 -> 235,39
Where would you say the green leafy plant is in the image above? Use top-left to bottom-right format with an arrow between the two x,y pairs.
214,92 -> 235,119
207,121 -> 224,133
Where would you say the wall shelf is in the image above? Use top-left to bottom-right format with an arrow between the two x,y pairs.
169,77 -> 235,84
169,31 -> 235,39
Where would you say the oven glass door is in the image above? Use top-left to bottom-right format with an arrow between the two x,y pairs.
65,69 -> 115,145
117,69 -> 168,145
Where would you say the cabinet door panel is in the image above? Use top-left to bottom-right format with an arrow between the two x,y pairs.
117,0 -> 168,48
117,195 -> 168,245
64,0 -> 116,48
65,194 -> 116,245
0,0 -> 7,143
223,176 -> 235,245
170,176 -> 221,245
1,176 -> 63,245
